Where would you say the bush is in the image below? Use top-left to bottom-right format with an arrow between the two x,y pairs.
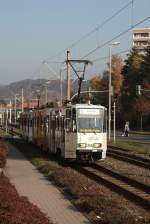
0,176 -> 52,224
0,141 -> 8,169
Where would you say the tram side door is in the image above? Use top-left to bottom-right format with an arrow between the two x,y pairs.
64,109 -> 77,159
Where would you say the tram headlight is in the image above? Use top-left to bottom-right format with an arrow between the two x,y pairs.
78,143 -> 86,148
93,143 -> 102,148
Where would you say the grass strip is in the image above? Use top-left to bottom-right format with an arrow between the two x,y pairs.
109,140 -> 150,155
9,139 -> 150,224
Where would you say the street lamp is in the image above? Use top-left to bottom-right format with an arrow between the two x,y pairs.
108,41 -> 120,141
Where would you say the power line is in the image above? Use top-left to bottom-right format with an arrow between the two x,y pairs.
81,16 -> 150,59
93,49 -> 130,62
131,0 -> 134,28
46,0 -> 135,61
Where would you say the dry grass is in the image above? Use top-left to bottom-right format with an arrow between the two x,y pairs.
109,140 -> 150,155
10,139 -> 150,224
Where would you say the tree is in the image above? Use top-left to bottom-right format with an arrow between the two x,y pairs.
137,43 -> 150,130
108,54 -> 124,98
90,75 -> 102,90
90,74 -> 107,106
140,42 -> 150,86
121,48 -> 143,121
90,54 -> 123,109
122,48 -> 143,95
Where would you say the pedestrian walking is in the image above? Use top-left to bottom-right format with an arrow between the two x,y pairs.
124,121 -> 130,137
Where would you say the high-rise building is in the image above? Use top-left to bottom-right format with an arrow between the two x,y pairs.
133,28 -> 150,54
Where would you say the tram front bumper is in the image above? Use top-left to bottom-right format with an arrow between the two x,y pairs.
76,149 -> 103,161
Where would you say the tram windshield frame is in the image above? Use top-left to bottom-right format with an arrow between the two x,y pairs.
77,108 -> 105,133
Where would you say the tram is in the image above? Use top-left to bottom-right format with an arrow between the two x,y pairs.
20,103 -> 107,162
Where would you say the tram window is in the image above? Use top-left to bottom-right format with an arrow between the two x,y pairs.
46,116 -> 49,133
72,120 -> 76,132
56,116 -> 59,130
78,117 -> 102,132
29,119 -> 32,127
55,116 -> 57,129
59,116 -> 64,131
24,118 -> 27,126
65,109 -> 71,132
41,116 -> 44,131
51,116 -> 56,129
66,109 -> 71,118
33,117 -> 35,127
103,109 -> 107,132
39,116 -> 41,130
37,117 -> 40,129
43,117 -> 46,133
64,118 -> 71,132
39,117 -> 41,130
72,108 -> 76,132
34,117 -> 36,127
61,116 -> 64,129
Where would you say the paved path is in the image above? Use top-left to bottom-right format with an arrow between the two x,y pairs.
6,142 -> 91,224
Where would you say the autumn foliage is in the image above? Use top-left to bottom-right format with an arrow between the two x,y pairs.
90,44 -> 150,130
0,176 -> 52,224
0,140 -> 8,169
0,140 -> 52,224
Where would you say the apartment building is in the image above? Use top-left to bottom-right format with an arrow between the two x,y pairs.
133,28 -> 150,54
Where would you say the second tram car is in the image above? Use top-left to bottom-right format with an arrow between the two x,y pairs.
20,103 -> 107,161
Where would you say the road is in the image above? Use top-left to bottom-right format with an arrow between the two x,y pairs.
114,131 -> 150,146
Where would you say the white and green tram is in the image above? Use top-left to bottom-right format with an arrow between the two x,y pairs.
20,103 -> 107,162
50,103 -> 107,161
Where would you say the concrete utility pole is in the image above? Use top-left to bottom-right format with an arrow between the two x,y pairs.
5,109 -> 8,135
21,88 -> 24,113
59,65 -> 67,107
14,94 -> 17,124
108,42 -> 120,141
113,101 -> 116,143
44,84 -> 48,105
88,87 -> 91,103
9,100 -> 12,124
108,46 -> 112,141
66,50 -> 71,101
60,69 -> 63,106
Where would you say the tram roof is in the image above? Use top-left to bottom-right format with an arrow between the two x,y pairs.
20,104 -> 106,116
66,103 -> 105,109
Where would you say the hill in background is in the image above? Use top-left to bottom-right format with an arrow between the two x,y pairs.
0,78 -> 89,104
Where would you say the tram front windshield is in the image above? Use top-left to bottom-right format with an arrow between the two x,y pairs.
78,117 -> 102,132
77,108 -> 104,133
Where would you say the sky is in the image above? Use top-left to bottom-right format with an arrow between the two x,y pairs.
0,0 -> 150,85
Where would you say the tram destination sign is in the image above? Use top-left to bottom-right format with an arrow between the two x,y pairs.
78,108 -> 101,115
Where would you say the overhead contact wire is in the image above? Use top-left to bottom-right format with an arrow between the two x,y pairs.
81,16 -> 150,59
47,0 -> 135,61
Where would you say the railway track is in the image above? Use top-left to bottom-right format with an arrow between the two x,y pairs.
3,127 -> 150,211
4,126 -> 150,170
107,147 -> 150,169
0,126 -> 21,137
3,126 -> 150,168
71,163 -> 150,211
